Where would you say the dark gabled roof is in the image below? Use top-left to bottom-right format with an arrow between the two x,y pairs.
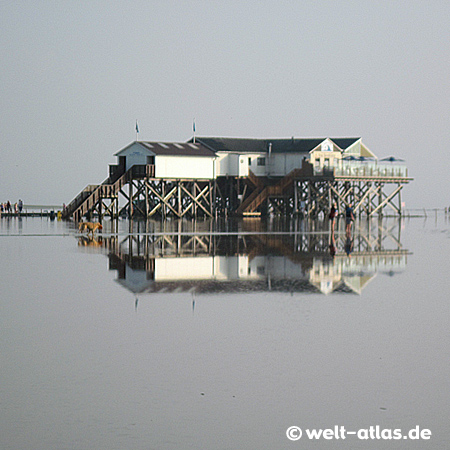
194,137 -> 324,154
194,137 -> 267,153
139,141 -> 216,157
192,137 -> 360,154
271,138 -> 325,153
330,138 -> 360,150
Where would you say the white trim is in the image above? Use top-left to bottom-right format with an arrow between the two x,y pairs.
114,141 -> 154,156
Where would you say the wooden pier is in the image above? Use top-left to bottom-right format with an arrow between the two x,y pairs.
1,210 -> 61,219
2,212 -> 52,218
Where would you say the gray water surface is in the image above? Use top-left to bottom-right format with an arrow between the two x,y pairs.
1,217 -> 449,449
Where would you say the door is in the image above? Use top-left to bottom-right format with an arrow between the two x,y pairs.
239,155 -> 249,177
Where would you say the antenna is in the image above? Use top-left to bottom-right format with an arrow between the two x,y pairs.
268,142 -> 272,176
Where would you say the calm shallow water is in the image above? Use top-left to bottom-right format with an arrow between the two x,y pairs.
1,216 -> 449,449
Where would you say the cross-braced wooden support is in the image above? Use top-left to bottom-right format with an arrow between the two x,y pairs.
292,177 -> 408,218
68,163 -> 410,222
116,178 -> 215,219
69,169 -> 215,221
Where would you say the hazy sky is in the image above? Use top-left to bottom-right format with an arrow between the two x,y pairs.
1,0 -> 449,207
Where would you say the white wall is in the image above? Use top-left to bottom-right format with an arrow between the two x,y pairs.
310,139 -> 342,170
248,154 -> 267,176
269,153 -> 307,176
214,153 -> 239,176
152,254 -> 314,282
215,153 -> 228,175
228,154 -> 239,176
215,152 -> 268,176
345,140 -> 361,155
117,145 -> 309,178
216,152 -> 308,177
155,257 -> 215,280
154,255 -> 253,280
155,155 -> 215,179
310,150 -> 341,170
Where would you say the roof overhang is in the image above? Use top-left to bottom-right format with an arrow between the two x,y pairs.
114,141 -> 153,157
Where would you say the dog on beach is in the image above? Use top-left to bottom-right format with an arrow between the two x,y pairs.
78,221 -> 103,235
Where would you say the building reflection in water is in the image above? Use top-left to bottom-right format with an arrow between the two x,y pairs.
80,218 -> 410,296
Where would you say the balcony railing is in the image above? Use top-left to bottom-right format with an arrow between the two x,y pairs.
314,161 -> 408,178
130,164 -> 155,178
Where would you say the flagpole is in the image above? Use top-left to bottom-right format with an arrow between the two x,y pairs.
193,118 -> 196,143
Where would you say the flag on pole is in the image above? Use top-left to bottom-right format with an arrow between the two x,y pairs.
135,120 -> 139,133
193,119 -> 196,133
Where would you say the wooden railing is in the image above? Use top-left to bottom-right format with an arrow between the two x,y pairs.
128,164 -> 155,178
67,164 -> 157,220
238,168 -> 303,214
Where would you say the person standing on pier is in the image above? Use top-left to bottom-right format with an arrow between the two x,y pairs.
18,199 -> 23,213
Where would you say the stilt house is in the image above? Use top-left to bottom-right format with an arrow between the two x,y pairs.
65,135 -> 411,221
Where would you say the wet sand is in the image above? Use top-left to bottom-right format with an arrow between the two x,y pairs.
1,216 -> 449,449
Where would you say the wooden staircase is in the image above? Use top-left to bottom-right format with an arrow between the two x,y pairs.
64,168 -> 132,221
235,170 -> 265,214
247,169 -> 265,190
237,168 -> 303,214
63,185 -> 99,220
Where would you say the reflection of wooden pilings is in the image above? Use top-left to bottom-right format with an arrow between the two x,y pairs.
378,184 -> 383,217
102,217 -> 406,263
129,181 -> 133,218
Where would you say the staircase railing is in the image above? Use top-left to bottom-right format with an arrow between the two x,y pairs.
69,166 -> 137,221
239,168 -> 303,214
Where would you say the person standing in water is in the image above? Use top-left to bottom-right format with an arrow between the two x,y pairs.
345,203 -> 355,235
329,203 -> 337,231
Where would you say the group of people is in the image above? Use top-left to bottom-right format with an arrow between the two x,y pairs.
328,202 -> 354,234
328,202 -> 355,257
0,199 -> 23,214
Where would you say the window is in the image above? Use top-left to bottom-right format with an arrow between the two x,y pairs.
257,157 -> 266,166
248,157 -> 252,166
